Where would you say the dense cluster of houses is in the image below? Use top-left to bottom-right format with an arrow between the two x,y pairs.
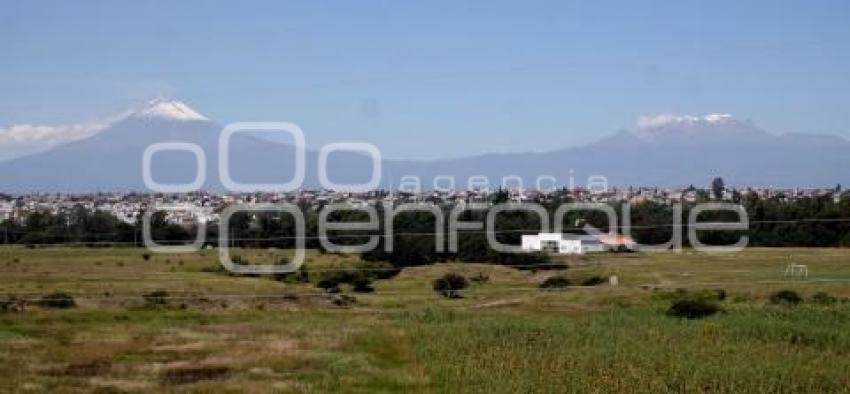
0,186 -> 843,227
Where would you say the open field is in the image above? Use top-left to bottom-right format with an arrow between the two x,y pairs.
1,247 -> 850,392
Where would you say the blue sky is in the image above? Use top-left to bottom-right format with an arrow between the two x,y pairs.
2,0 -> 850,159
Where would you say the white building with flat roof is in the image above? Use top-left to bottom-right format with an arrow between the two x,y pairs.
521,233 -> 606,255
0,202 -> 14,222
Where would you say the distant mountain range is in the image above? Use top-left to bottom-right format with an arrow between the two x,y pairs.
1,100 -> 848,192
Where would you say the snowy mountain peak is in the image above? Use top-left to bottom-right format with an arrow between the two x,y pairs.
631,113 -> 768,144
131,99 -> 208,121
636,113 -> 738,129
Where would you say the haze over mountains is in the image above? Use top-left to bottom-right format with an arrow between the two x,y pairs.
0,100 -> 848,192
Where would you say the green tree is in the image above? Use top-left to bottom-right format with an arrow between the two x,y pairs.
711,177 -> 725,200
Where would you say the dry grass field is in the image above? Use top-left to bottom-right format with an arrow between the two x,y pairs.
1,246 -> 849,393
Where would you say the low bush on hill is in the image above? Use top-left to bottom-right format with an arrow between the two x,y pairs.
810,291 -> 838,305
539,276 -> 571,289
143,290 -> 170,306
668,298 -> 720,319
316,270 -> 375,293
665,289 -> 726,319
39,292 -> 76,309
433,273 -> 469,298
770,290 -> 803,305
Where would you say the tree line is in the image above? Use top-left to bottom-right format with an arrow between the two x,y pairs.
2,193 -> 848,268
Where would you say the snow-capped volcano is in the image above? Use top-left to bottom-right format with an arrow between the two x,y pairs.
0,99 -> 209,161
130,99 -> 208,121
1,101 -> 849,191
636,113 -> 738,128
632,113 -> 767,143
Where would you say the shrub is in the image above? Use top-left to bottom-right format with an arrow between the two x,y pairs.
810,291 -> 837,305
162,366 -> 230,385
770,290 -> 802,305
540,276 -> 570,289
53,360 -> 112,377
141,253 -> 151,261
433,273 -> 469,298
316,270 -> 376,293
664,289 -> 726,319
351,275 -> 374,293
143,290 -> 170,306
0,297 -> 27,313
316,275 -> 341,293
331,294 -> 357,307
580,276 -> 606,286
39,292 -> 76,309
667,298 -> 719,319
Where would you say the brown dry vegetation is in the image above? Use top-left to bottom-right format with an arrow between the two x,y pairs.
1,246 -> 849,392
